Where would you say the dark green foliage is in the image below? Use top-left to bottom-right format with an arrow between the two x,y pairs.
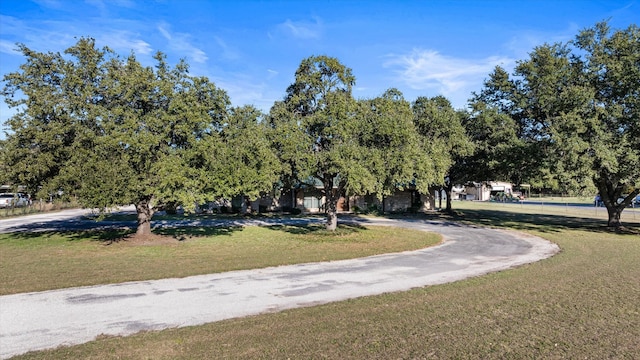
412,96 -> 473,211
470,22 -> 640,227
1,38 -> 279,235
270,57 -> 452,229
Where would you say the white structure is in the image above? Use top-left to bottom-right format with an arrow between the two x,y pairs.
465,181 -> 513,201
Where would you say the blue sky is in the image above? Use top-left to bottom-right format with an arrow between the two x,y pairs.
0,0 -> 638,127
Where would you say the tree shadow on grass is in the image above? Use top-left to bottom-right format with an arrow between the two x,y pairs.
3,225 -> 245,244
267,223 -> 367,236
445,208 -> 640,234
3,228 -> 135,244
154,225 -> 244,240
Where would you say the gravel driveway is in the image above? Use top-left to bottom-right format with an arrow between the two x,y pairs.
0,210 -> 559,359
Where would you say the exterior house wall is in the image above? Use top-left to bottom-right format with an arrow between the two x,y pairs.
294,188 -> 325,213
383,191 -> 413,212
249,194 -> 280,213
352,190 -> 435,213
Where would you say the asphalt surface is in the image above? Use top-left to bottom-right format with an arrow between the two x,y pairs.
0,210 -> 559,359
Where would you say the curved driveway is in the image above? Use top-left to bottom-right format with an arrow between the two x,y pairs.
0,211 -> 559,359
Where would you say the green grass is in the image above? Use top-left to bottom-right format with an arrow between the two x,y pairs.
451,199 -> 640,227
526,195 -> 594,204
7,204 -> 640,359
0,224 -> 439,295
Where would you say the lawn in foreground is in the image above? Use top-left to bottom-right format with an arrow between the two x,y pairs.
0,224 -> 439,295
9,203 -> 640,359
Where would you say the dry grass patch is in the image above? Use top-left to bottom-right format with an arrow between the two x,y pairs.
0,224 -> 439,295
9,204 -> 640,359
12,228 -> 640,359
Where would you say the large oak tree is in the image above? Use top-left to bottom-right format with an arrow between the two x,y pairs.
270,56 -> 429,230
1,38 -> 232,235
472,22 -> 639,228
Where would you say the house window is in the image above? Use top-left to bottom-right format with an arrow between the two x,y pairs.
303,196 -> 321,209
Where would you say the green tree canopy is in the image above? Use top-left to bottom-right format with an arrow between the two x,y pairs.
412,96 -> 473,211
212,105 -> 281,205
355,88 -> 424,200
270,57 -> 429,229
1,38 -> 234,235
471,22 -> 640,227
270,55 -> 359,230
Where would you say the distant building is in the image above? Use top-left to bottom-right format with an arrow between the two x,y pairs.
464,181 -> 513,201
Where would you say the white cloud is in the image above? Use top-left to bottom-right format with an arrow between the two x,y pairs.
157,23 -> 208,63
0,40 -> 21,56
96,31 -> 152,55
158,24 -> 172,40
218,77 -> 273,112
383,49 -> 514,106
0,15 -> 26,36
505,25 -> 579,59
278,18 -> 322,39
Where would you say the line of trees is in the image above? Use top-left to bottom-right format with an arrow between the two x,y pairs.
1,22 -> 638,234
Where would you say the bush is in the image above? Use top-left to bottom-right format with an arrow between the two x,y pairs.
353,204 -> 381,215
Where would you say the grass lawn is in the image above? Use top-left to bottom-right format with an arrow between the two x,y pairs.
6,203 -> 640,359
0,224 -> 439,295
525,195 -> 594,204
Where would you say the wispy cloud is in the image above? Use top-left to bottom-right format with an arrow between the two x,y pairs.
96,31 -> 152,55
215,74 -> 275,112
31,0 -> 64,9
157,22 -> 207,63
505,26 -> 578,59
85,0 -> 108,16
88,0 -> 136,8
384,49 -> 514,97
277,17 -> 322,39
0,15 -> 76,54
213,36 -> 240,61
0,40 -> 21,56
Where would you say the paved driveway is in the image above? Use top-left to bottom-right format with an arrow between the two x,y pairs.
0,211 -> 559,359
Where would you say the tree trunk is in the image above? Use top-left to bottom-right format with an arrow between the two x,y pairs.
135,197 -> 154,236
606,206 -> 623,228
326,208 -> 338,231
244,196 -> 252,214
382,194 -> 386,213
595,178 -> 634,229
445,183 -> 453,213
323,174 -> 339,231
